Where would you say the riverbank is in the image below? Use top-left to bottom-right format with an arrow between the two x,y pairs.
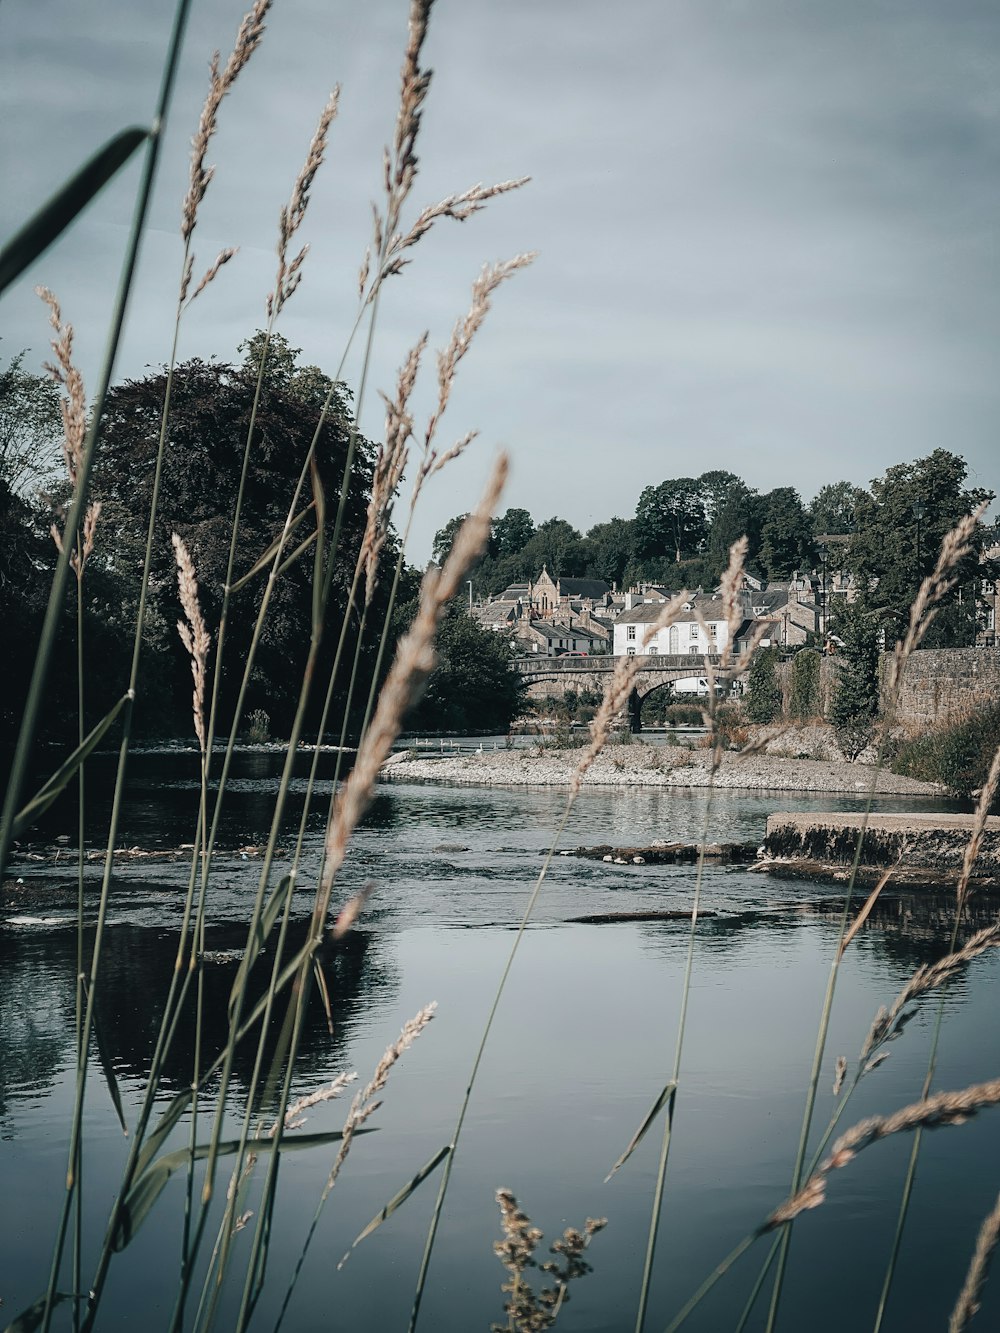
380,743 -> 944,795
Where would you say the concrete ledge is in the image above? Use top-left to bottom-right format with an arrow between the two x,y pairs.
765,812 -> 1000,872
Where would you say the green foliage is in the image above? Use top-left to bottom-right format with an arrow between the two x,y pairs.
406,604 -> 526,733
86,335 -> 377,737
790,649 -> 822,720
0,349 -> 62,494
891,704 -> 1000,800
635,477 -> 707,564
829,602 -> 881,758
758,487 -> 815,580
846,449 -> 993,646
746,647 -> 782,724
809,480 -> 862,537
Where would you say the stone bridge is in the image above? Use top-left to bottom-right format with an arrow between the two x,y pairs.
513,653 -> 726,727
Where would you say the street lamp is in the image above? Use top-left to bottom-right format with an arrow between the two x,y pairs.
467,579 -> 473,611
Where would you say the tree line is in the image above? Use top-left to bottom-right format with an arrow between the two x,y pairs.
434,454 -> 996,649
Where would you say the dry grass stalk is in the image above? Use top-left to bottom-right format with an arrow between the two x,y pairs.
269,88 -> 340,317
317,456 -> 508,916
764,1076 -> 1000,1231
276,1071 -> 357,1134
885,506 -> 986,707
383,0 -> 434,245
491,1188 -> 607,1332
322,1004 -> 436,1196
832,1056 -> 847,1097
571,591 -> 691,796
179,0 -> 272,297
861,920 -> 1000,1062
361,335 -> 428,604
171,533 -> 211,753
330,882 -> 376,941
949,1189 -> 1000,1332
37,286 -> 101,576
957,738 -> 1000,905
187,248 -> 238,306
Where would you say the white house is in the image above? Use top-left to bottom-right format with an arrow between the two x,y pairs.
612,597 -> 731,659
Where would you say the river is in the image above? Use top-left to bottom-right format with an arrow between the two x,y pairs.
2,751 -> 999,1331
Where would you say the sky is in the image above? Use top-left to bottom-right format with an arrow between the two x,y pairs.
2,0 -> 999,562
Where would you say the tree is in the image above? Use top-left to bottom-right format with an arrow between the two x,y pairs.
492,507 -> 535,558
846,450 -> 993,645
584,516 -> 635,586
432,514 -> 470,566
809,481 -> 862,537
697,470 -> 744,526
519,517 -> 587,577
706,483 -> 762,579
406,603 -> 526,732
635,478 -> 707,564
746,647 -> 782,724
829,601 -> 881,759
0,349 -> 62,495
758,487 -> 815,580
89,335 -> 376,736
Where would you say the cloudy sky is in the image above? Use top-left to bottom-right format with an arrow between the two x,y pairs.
2,0 -> 998,561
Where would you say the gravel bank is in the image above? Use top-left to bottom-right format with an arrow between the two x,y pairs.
380,744 -> 944,795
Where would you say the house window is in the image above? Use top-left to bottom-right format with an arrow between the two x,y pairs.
627,646 -> 636,656
627,625 -> 637,640
688,644 -> 699,654
689,623 -> 698,639
668,626 -> 679,654
707,623 -> 718,639
648,645 -> 658,655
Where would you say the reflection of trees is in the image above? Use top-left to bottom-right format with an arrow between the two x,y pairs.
636,889 -> 997,976
91,922 -> 399,1100
0,934 -> 76,1136
0,920 -> 399,1125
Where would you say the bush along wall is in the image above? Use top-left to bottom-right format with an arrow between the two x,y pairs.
790,649 -> 822,720
746,647 -> 782,724
890,702 -> 1000,800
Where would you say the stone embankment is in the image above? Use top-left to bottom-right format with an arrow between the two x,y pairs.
764,812 -> 1000,875
380,744 -> 943,795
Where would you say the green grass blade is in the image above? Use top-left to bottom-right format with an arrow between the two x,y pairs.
91,1006 -> 128,1137
605,1081 -> 676,1182
344,1145 -> 451,1262
229,503 -> 315,594
227,875 -> 294,1022
113,1129 -> 373,1251
0,129 -> 148,295
3,1293 -> 73,1333
12,694 -> 129,838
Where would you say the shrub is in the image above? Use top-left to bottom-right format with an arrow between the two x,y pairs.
891,703 -> 1000,799
247,707 -> 270,744
746,648 -> 781,724
790,649 -> 821,720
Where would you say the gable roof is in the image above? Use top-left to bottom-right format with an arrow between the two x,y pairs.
556,577 -> 611,599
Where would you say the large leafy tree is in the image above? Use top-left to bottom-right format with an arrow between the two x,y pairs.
89,335 -> 377,735
758,487 -> 815,580
635,477 -> 707,564
696,469 -> 744,527
706,483 -> 762,578
406,603 -> 526,732
0,349 -> 61,495
809,480 -> 863,537
584,516 -> 635,586
846,449 -> 993,646
492,507 -> 535,558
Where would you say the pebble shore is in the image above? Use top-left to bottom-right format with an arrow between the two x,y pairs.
381,744 -> 944,795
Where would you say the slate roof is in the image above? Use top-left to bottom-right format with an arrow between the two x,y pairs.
496,583 -> 531,601
556,577 -> 611,599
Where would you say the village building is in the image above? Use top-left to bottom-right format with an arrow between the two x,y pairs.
517,620 -> 609,657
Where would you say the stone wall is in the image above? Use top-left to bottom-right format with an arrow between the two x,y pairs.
885,648 -> 1000,726
775,648 -> 1000,725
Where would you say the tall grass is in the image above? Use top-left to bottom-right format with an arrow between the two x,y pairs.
4,4 -> 1000,1332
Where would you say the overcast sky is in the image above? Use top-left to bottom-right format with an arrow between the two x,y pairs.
2,0 -> 998,561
